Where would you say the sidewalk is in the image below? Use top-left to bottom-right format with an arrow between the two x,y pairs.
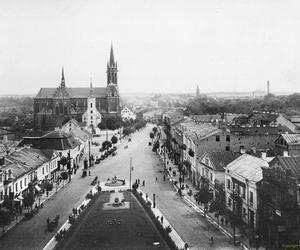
156,147 -> 265,250
137,188 -> 187,250
0,175 -> 71,239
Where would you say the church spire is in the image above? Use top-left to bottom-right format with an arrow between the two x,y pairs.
107,43 -> 118,85
196,85 -> 200,97
109,43 -> 115,66
89,78 -> 93,96
61,67 -> 65,88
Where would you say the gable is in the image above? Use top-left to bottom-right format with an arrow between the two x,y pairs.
200,153 -> 214,169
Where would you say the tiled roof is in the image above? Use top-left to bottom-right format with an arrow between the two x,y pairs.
70,128 -> 92,142
4,147 -> 55,179
280,134 -> 300,145
226,154 -> 269,182
228,125 -> 292,136
270,155 -> 300,178
35,87 -> 107,99
206,151 -> 240,172
19,131 -> 80,150
249,112 -> 278,122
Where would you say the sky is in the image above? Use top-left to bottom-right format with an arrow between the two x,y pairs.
0,0 -> 300,95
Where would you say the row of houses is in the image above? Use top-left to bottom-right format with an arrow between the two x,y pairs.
161,110 -> 300,248
0,119 -> 92,207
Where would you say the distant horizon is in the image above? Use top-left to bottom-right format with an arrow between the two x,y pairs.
0,90 -> 298,98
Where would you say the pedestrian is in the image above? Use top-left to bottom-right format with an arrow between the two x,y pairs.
47,218 -> 50,224
146,193 -> 148,200
210,236 -> 214,245
163,175 -> 166,181
160,216 -> 164,224
221,217 -> 224,225
142,180 -> 145,186
89,170 -> 91,176
156,177 -> 158,181
184,243 -> 189,250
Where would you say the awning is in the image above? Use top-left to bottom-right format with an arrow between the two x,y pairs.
35,185 -> 41,192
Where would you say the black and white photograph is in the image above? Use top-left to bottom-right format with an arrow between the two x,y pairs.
0,0 -> 300,249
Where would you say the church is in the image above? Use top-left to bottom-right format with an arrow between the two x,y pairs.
33,45 -> 120,131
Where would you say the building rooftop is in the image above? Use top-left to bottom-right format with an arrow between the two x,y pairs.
200,151 -> 240,172
3,147 -> 57,180
35,87 -> 107,99
19,131 -> 80,150
280,133 -> 300,145
226,153 -> 269,182
269,155 -> 300,178
227,125 -> 292,136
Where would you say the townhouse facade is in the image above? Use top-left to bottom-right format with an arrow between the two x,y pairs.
259,156 -> 300,248
224,154 -> 269,229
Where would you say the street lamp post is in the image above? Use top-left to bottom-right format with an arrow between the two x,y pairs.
88,140 -> 91,167
129,157 -> 132,190
153,193 -> 156,208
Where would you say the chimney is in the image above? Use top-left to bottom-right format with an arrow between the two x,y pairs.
283,151 -> 289,157
261,152 -> 267,159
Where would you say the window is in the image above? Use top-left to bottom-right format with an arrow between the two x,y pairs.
90,103 -> 93,108
216,135 -> 220,142
91,110 -> 93,114
46,165 -> 48,173
228,197 -> 232,207
242,187 -> 246,198
226,135 -> 230,142
210,173 -> 213,181
202,168 -> 204,176
0,191 -> 3,201
227,179 -> 231,189
20,180 -> 23,189
15,183 -> 18,192
250,191 -> 253,203
205,169 -> 209,178
42,167 -> 44,175
24,178 -> 27,186
243,207 -> 246,218
226,146 -> 230,151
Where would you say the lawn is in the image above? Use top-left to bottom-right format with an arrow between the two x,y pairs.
55,191 -> 170,250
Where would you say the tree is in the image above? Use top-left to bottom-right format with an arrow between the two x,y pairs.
60,156 -> 68,170
23,192 -> 35,212
111,135 -> 118,145
60,171 -> 68,186
0,208 -> 10,232
152,127 -> 158,134
149,132 -> 155,143
123,127 -> 131,137
194,186 -> 213,205
102,140 -> 112,152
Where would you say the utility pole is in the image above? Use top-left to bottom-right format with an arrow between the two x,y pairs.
164,139 -> 166,171
88,140 -> 91,167
129,157 -> 132,190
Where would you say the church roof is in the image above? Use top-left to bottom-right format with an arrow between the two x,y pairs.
35,87 -> 107,99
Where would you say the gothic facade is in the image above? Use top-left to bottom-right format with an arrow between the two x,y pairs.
33,46 -> 120,130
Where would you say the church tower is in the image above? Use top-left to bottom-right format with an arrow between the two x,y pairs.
106,43 -> 120,115
196,85 -> 200,98
107,44 -> 118,85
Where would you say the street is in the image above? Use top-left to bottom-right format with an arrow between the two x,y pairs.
0,124 -> 236,250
